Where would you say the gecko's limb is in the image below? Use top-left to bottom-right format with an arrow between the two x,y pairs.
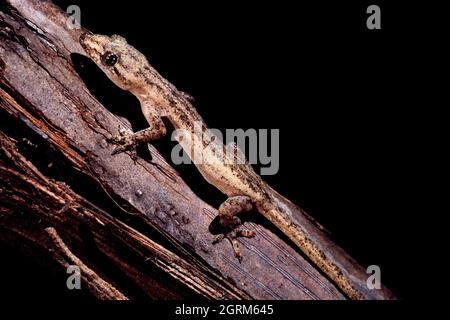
213,195 -> 256,262
110,114 -> 166,159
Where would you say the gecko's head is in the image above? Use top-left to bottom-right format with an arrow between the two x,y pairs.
80,33 -> 149,92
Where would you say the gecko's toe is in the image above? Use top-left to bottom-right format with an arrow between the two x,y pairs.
111,143 -> 134,154
212,228 -> 256,263
212,234 -> 225,244
111,145 -> 126,155
229,237 -> 242,262
236,229 -> 256,238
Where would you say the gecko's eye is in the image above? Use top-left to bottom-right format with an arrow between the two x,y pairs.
101,51 -> 118,66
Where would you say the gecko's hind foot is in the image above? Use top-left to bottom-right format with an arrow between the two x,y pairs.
213,228 -> 256,263
213,195 -> 256,262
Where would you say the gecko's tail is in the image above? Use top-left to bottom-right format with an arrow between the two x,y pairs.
256,193 -> 395,300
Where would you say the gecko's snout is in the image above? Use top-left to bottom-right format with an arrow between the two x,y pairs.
79,32 -> 92,50
79,32 -> 108,63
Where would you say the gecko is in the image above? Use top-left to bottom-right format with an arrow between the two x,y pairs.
79,32 -> 394,300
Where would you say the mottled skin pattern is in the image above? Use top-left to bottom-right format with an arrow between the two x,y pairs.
79,33 -> 370,300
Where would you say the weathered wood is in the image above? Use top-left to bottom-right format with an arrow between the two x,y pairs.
0,0 -> 383,300
0,128 -> 247,299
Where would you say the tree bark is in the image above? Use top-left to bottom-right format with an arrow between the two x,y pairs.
0,0 -> 390,300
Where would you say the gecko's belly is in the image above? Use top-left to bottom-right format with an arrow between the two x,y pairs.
196,163 -> 244,196
176,129 -> 266,199
195,162 -> 266,202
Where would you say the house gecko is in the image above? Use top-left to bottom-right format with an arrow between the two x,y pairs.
80,32 -> 394,300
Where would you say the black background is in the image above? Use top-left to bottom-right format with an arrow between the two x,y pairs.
1,0 -> 436,302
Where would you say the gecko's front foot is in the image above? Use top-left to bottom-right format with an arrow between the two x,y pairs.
110,124 -> 166,162
212,195 -> 256,262
110,125 -> 139,161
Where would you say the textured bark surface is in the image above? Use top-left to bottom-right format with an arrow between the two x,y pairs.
0,0 -> 381,300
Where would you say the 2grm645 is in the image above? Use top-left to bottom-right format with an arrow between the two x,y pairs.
218,304 -> 274,315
